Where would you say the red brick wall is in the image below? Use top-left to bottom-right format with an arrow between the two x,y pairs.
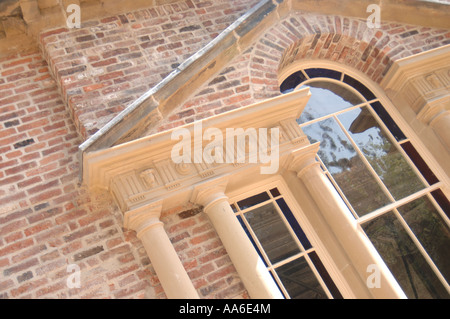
40,0 -> 261,140
0,50 -> 246,299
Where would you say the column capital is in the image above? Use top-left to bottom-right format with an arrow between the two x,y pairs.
287,142 -> 321,178
191,176 -> 229,210
417,97 -> 450,125
123,200 -> 163,237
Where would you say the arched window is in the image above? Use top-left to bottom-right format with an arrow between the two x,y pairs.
281,67 -> 450,299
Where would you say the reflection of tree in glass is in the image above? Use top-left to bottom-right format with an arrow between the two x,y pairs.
342,108 -> 424,200
398,197 -> 450,282
363,213 -> 449,299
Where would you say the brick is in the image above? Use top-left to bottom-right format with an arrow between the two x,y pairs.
13,138 -> 35,149
3,258 -> 39,276
17,271 -> 34,283
24,220 -> 53,237
11,244 -> 47,263
10,278 -> 48,297
63,225 -> 97,242
29,188 -> 63,205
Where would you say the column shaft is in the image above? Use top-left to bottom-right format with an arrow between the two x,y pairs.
138,222 -> 199,299
290,144 -> 406,299
204,198 -> 283,299
124,203 -> 199,299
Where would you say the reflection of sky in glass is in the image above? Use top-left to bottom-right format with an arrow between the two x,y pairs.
338,108 -> 388,159
297,82 -> 363,124
303,118 -> 356,175
338,108 -> 424,200
303,118 -> 392,216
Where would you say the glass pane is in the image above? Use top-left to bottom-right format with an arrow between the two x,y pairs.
432,189 -> 450,219
244,203 -> 300,264
280,71 -> 307,93
276,257 -> 328,299
297,81 -> 364,124
303,118 -> 391,216
362,212 -> 449,299
401,141 -> 439,186
343,74 -> 376,101
338,107 -> 425,200
398,196 -> 450,281
304,68 -> 341,80
270,188 -> 281,197
371,101 -> 406,142
276,198 -> 312,250
237,192 -> 270,210
308,251 -> 343,299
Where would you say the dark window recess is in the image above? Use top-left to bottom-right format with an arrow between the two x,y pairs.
276,198 -> 312,250
237,215 -> 267,266
270,188 -> 281,197
371,101 -> 407,142
343,74 -> 376,101
308,251 -> 343,299
304,68 -> 341,80
401,141 -> 439,185
237,192 -> 270,210
431,189 -> 450,219
280,71 -> 307,93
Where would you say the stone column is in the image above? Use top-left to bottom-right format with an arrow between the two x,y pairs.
124,201 -> 199,299
191,177 -> 283,299
287,143 -> 406,299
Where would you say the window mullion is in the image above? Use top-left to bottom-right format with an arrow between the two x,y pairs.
298,102 -> 368,128
333,114 -> 396,203
357,182 -> 444,225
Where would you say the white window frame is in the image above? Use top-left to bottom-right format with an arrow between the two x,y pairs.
227,176 -> 356,299
279,60 -> 450,296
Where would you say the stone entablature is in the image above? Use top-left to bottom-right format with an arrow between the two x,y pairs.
84,88 -> 310,213
381,44 -> 450,179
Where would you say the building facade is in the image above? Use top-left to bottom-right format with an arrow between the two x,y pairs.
0,0 -> 449,299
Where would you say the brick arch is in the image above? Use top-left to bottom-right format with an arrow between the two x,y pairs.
247,16 -> 397,101
277,32 -> 393,84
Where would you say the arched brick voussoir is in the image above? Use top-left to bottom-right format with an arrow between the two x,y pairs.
274,32 -> 393,85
